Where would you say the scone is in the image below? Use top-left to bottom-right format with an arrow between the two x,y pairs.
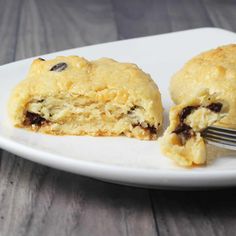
8,56 -> 163,140
170,44 -> 236,128
160,90 -> 228,166
160,44 -> 236,166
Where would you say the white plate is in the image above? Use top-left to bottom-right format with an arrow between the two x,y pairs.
1,28 -> 236,189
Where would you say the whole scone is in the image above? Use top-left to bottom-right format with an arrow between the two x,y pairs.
170,44 -> 236,128
8,56 -> 163,140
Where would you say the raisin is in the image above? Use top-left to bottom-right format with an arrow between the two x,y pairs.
206,102 -> 222,113
179,106 -> 199,122
147,124 -> 157,134
50,62 -> 67,72
132,123 -> 138,128
132,123 -> 157,134
127,105 -> 138,115
24,112 -> 47,126
173,123 -> 193,140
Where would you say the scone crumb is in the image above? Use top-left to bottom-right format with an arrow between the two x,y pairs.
160,91 -> 228,166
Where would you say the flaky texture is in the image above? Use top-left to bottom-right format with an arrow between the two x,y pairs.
8,56 -> 163,140
170,44 -> 236,128
159,91 -> 228,166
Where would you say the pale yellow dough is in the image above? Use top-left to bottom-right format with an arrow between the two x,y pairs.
170,44 -> 236,128
8,56 -> 163,140
160,44 -> 236,166
160,92 -> 228,166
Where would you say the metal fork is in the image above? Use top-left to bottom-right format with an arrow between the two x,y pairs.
202,126 -> 236,150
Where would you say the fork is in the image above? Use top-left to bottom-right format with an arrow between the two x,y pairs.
202,126 -> 236,150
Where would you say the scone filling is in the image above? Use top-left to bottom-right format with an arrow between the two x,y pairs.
23,111 -> 48,126
22,96 -> 159,140
173,103 -> 223,144
160,92 -> 228,166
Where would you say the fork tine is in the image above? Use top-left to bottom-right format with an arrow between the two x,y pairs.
203,126 -> 236,150
205,138 -> 236,150
204,134 -> 236,144
204,130 -> 236,139
207,126 -> 236,135
206,137 -> 236,146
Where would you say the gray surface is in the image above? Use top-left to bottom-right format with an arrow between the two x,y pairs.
0,0 -> 236,235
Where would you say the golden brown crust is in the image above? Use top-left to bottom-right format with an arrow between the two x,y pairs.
170,44 -> 236,128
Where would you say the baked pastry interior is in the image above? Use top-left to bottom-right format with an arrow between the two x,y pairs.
160,91 -> 228,166
8,56 -> 163,140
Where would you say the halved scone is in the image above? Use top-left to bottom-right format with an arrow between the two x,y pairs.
8,56 -> 163,140
159,91 -> 228,166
